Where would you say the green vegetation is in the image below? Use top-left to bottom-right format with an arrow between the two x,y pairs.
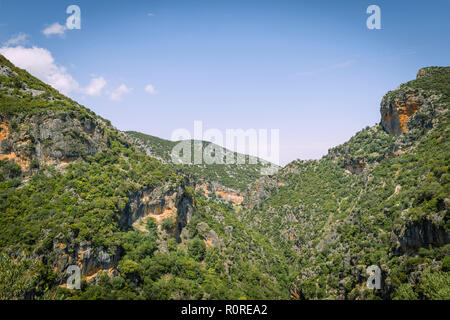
126,131 -> 278,191
0,54 -> 289,300
0,55 -> 448,300
385,67 -> 450,104
50,193 -> 291,300
242,68 -> 450,299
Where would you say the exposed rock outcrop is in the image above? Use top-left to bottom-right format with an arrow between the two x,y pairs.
0,65 -> 16,77
195,181 -> 244,205
381,89 -> 429,135
344,158 -> 366,175
196,222 -> 223,248
380,67 -> 443,136
0,112 -> 109,172
51,233 -> 120,283
392,219 -> 449,255
120,184 -> 194,243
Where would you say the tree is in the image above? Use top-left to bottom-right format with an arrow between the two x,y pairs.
118,259 -> 139,278
392,283 -> 418,300
188,237 -> 206,262
418,270 -> 450,300
0,253 -> 39,299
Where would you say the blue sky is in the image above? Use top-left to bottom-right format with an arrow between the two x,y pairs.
0,0 -> 449,165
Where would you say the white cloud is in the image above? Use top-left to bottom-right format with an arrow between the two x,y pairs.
147,12 -> 155,17
82,77 -> 107,96
0,44 -> 130,100
42,22 -> 67,37
0,45 -> 79,94
3,33 -> 29,46
109,84 -> 132,100
144,84 -> 158,95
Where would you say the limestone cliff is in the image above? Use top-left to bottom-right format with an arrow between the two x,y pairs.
392,218 -> 449,255
380,67 -> 444,135
0,112 -> 110,173
120,183 -> 194,244
51,235 -> 120,284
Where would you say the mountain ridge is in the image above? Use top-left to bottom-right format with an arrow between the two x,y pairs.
241,66 -> 450,299
125,130 -> 279,195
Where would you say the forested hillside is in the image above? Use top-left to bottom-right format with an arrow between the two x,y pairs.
243,67 -> 450,299
0,54 -> 448,300
125,130 -> 278,192
0,54 -> 289,300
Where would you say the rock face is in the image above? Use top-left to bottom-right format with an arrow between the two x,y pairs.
393,220 -> 449,255
51,234 -> 120,282
380,67 -> 442,136
0,112 -> 109,172
52,183 -> 195,279
120,184 -> 194,243
380,89 -> 428,135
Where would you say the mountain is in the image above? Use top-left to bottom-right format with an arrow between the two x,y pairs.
0,53 -> 448,300
242,66 -> 450,299
0,54 -> 289,300
125,130 -> 278,198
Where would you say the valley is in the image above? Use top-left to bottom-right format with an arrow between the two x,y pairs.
0,54 -> 448,300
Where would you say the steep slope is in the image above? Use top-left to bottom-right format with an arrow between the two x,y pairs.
243,67 -> 450,300
0,55 -> 289,300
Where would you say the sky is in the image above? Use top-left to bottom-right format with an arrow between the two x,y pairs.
0,0 -> 449,166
